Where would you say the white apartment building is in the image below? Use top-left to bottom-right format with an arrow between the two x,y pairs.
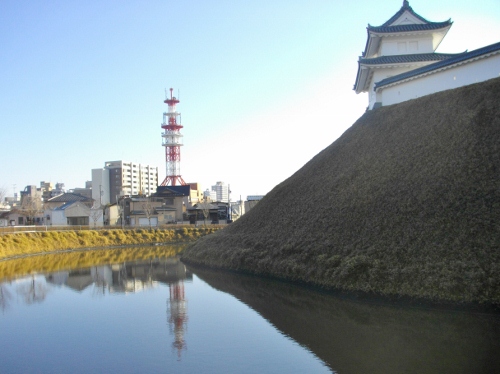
92,161 -> 159,205
211,181 -> 229,203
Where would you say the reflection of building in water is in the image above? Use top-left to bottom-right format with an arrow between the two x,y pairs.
167,280 -> 188,358
45,257 -> 192,358
45,258 -> 192,294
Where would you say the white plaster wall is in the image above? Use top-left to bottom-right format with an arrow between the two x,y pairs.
106,205 -> 120,226
379,54 -> 500,107
50,210 -> 68,226
380,35 -> 433,56
369,66 -> 422,108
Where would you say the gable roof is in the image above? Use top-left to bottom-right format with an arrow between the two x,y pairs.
362,1 -> 452,58
47,192 -> 93,203
374,41 -> 500,90
368,21 -> 452,34
380,0 -> 431,27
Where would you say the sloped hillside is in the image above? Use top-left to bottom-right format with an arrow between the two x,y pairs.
181,77 -> 500,305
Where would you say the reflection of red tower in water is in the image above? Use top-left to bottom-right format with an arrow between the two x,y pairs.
160,88 -> 186,186
167,280 -> 188,358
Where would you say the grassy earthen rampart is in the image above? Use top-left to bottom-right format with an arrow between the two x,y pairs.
0,227 -> 219,261
182,78 -> 500,306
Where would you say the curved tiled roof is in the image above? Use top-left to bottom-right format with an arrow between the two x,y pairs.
381,0 -> 428,26
361,2 -> 452,59
368,21 -> 452,34
359,52 -> 462,65
374,42 -> 500,90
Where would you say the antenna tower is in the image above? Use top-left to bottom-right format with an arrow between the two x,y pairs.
160,88 -> 186,186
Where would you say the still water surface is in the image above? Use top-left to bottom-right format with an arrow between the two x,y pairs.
1,254 -> 499,373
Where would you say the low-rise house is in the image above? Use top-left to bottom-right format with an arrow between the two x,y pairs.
186,203 -> 220,225
4,207 -> 44,226
119,189 -> 186,227
45,192 -> 94,210
0,211 -> 9,227
48,201 -> 91,226
44,192 -> 95,226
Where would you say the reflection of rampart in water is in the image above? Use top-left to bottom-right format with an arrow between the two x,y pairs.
189,266 -> 500,374
45,258 -> 192,294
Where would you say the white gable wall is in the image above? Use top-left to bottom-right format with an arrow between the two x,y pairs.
377,54 -> 500,108
49,210 -> 67,226
380,35 -> 433,56
391,11 -> 426,26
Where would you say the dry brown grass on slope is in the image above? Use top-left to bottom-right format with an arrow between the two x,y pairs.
182,77 -> 500,305
0,227 -> 219,260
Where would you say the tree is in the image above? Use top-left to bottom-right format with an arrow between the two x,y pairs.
20,196 -> 42,225
90,202 -> 103,228
197,198 -> 212,226
16,275 -> 48,304
0,284 -> 12,312
141,197 -> 155,229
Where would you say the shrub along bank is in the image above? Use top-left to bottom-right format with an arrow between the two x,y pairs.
181,78 -> 500,306
0,227 -> 219,260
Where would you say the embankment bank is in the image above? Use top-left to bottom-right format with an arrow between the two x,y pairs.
181,77 -> 500,307
0,227 -> 219,261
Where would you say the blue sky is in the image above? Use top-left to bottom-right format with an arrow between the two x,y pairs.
2,0 -> 499,201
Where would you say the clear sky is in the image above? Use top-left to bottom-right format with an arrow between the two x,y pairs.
2,0 -> 499,201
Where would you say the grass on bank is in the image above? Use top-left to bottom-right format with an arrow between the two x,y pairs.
0,227 -> 219,260
181,77 -> 500,306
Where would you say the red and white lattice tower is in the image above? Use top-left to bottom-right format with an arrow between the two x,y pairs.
160,88 -> 186,186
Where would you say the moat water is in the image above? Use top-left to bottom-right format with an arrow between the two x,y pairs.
1,253 -> 499,373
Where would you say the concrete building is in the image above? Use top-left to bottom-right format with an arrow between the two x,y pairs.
210,181 -> 229,203
245,195 -> 264,214
187,183 -> 203,205
40,181 -> 54,201
20,185 -> 42,204
92,161 -> 159,205
354,1 -> 500,110
50,183 -> 66,198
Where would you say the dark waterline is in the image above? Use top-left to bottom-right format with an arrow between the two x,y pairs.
1,255 -> 499,373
